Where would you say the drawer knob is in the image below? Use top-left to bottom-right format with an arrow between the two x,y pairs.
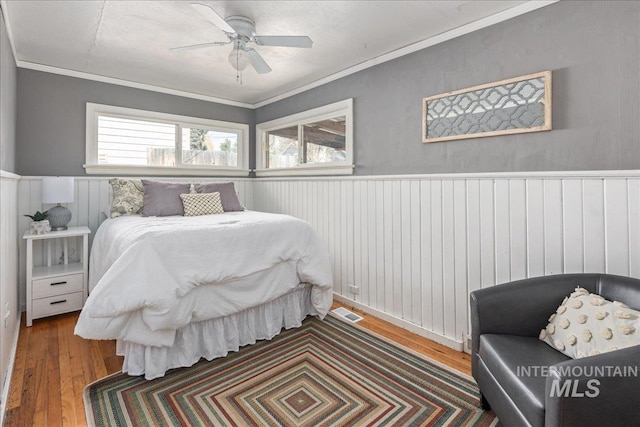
50,281 -> 67,286
50,300 -> 67,305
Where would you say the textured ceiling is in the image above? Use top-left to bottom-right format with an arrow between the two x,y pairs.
4,0 -> 539,105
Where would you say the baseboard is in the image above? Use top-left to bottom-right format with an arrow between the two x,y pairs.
332,293 -> 464,352
0,316 -> 21,425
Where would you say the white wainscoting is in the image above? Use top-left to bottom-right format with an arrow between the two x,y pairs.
14,172 -> 640,351
0,170 -> 20,419
253,171 -> 640,349
16,177 -> 254,308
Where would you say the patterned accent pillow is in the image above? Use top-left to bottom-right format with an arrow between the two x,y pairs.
540,287 -> 640,359
180,192 -> 224,216
109,178 -> 144,218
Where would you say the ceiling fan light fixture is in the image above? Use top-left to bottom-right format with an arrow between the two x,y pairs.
178,3 -> 312,77
228,47 -> 251,71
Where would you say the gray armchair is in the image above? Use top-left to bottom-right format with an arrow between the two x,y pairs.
470,273 -> 640,427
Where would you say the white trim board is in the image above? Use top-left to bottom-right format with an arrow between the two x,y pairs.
333,294 -> 463,351
0,170 -> 20,180
254,169 -> 640,182
0,318 -> 21,426
0,1 -> 18,67
3,1 -> 557,109
19,175 -> 253,181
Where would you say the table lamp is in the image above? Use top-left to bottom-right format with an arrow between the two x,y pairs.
42,177 -> 74,231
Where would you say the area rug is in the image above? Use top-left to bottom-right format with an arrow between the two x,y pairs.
84,315 -> 497,426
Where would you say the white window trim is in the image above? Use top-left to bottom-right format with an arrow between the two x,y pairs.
85,103 -> 250,176
254,99 -> 353,177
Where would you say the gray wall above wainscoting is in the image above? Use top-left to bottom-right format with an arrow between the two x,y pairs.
16,69 -> 255,176
0,8 -> 16,174
255,1 -> 640,175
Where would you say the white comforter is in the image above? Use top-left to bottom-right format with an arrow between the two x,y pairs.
74,211 -> 333,347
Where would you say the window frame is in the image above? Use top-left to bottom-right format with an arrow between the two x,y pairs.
255,99 -> 354,176
85,103 -> 250,176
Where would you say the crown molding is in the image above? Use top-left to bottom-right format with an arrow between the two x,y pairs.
0,0 -> 19,65
16,61 -> 254,109
6,0 -> 557,110
253,0 -> 558,108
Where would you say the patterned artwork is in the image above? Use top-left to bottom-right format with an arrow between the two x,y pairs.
423,71 -> 551,142
84,316 -> 497,426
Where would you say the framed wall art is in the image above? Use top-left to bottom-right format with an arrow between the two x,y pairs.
422,70 -> 552,143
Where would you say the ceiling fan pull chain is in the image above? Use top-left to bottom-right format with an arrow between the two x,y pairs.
235,47 -> 243,85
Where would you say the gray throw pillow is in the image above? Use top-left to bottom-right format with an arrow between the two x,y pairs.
141,180 -> 191,216
194,182 -> 244,212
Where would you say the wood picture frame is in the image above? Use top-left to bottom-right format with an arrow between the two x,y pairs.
422,70 -> 552,143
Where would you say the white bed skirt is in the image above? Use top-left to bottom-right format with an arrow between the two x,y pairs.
117,284 -> 319,380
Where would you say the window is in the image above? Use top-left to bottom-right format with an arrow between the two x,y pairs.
85,103 -> 249,176
256,99 -> 353,176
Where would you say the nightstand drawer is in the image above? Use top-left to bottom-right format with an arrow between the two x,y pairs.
32,292 -> 84,318
33,273 -> 84,299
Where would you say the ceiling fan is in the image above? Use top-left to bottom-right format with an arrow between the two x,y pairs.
171,2 -> 313,75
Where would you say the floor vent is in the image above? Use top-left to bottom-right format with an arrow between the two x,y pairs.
331,307 -> 363,323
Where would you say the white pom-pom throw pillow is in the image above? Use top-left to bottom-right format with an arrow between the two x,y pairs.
540,287 -> 640,359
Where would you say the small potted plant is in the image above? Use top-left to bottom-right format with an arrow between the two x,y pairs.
25,210 -> 51,234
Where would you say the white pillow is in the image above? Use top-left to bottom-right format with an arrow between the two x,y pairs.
540,287 -> 640,358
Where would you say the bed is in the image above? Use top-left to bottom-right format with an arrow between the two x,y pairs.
74,210 -> 333,379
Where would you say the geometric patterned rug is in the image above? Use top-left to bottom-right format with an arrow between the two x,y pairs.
84,315 -> 498,426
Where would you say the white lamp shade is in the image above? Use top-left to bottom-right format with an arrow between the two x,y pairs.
42,177 -> 75,204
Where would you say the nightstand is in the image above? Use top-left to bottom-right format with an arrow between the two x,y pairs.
23,226 -> 91,326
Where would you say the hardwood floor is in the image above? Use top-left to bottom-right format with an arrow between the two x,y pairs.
331,301 -> 472,376
4,313 -> 123,426
4,303 -> 471,426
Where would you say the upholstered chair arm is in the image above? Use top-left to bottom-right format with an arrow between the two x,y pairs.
545,345 -> 640,427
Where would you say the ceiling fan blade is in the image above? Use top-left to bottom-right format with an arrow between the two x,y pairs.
253,35 -> 313,48
170,41 -> 230,51
245,48 -> 272,74
190,2 -> 235,34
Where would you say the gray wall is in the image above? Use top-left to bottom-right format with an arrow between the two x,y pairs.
256,1 -> 640,175
0,7 -> 16,173
13,1 -> 640,177
16,69 -> 254,176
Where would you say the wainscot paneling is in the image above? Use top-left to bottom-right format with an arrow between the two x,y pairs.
17,177 -> 254,309
0,171 -> 20,420
14,172 -> 640,351
253,171 -> 640,350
